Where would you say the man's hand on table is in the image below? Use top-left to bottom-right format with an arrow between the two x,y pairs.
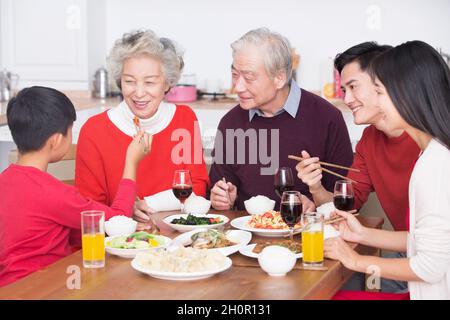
211,179 -> 237,210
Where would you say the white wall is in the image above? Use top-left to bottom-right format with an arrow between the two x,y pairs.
104,0 -> 450,91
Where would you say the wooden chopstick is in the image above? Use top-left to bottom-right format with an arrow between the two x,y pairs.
288,155 -> 358,184
283,229 -> 302,238
288,155 -> 360,172
324,211 -> 359,225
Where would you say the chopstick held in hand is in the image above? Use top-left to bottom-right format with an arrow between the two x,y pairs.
324,210 -> 359,225
288,155 -> 358,184
288,155 -> 360,172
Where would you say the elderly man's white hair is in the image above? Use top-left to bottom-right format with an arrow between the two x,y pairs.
231,27 -> 293,84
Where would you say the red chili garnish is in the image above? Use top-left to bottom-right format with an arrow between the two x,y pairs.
126,237 -> 133,242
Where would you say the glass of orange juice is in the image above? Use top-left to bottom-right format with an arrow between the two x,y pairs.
81,210 -> 105,268
301,213 -> 324,268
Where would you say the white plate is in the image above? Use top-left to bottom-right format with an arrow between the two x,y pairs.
131,256 -> 232,281
239,243 -> 303,259
230,216 -> 302,237
162,214 -> 229,233
105,235 -> 172,259
171,228 -> 252,256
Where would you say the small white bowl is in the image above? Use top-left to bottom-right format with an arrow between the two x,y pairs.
104,216 -> 137,237
184,195 -> 211,215
258,245 -> 296,276
244,195 -> 276,215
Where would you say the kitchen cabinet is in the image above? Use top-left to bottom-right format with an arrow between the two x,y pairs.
0,0 -> 106,90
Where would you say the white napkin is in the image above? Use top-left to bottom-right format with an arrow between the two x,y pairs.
144,189 -> 181,212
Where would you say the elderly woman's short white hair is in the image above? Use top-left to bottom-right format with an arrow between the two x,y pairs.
231,28 -> 293,83
108,29 -> 184,89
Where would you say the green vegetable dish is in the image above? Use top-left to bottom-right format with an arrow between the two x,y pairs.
106,231 -> 165,249
170,214 -> 223,225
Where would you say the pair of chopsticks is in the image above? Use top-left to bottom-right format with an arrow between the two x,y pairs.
324,210 -> 359,225
133,116 -> 150,154
282,210 -> 359,238
288,155 -> 359,184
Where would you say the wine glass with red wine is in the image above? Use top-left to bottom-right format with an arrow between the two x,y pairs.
333,180 -> 355,211
274,167 -> 295,198
280,191 -> 303,241
172,169 -> 193,214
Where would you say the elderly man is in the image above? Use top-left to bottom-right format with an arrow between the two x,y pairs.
209,28 -> 353,211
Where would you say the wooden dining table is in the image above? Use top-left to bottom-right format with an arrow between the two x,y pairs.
0,210 -> 383,300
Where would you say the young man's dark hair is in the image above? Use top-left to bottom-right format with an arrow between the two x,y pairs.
370,40 -> 450,149
334,41 -> 392,73
7,86 -> 77,153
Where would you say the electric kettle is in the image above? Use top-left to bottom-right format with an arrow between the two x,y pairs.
92,67 -> 110,98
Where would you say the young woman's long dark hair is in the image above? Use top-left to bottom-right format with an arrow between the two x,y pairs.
370,40 -> 450,149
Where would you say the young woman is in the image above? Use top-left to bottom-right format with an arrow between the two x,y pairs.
324,40 -> 450,300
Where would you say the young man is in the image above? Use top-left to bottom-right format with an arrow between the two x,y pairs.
0,86 -> 150,287
209,28 -> 353,211
296,42 -> 421,293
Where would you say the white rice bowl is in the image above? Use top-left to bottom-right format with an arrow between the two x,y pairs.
184,195 -> 211,215
244,195 -> 276,215
105,215 -> 137,236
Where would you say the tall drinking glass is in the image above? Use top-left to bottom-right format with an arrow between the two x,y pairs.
301,213 -> 324,268
81,210 -> 105,268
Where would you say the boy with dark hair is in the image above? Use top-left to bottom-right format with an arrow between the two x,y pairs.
296,42 -> 421,293
0,86 -> 150,287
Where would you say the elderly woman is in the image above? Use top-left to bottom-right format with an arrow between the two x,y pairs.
75,30 -> 209,223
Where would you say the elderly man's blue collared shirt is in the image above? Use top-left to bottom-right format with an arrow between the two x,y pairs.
248,80 -> 302,121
